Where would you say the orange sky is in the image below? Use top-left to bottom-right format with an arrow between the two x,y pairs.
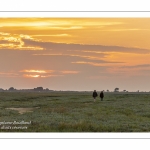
0,18 -> 150,91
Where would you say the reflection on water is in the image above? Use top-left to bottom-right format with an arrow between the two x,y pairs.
6,107 -> 40,114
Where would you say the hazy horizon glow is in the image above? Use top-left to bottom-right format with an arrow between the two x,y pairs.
0,18 -> 150,91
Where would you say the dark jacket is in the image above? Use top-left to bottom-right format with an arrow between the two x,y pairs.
93,91 -> 98,98
100,92 -> 104,98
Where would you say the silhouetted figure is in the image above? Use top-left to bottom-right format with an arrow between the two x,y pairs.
93,90 -> 98,102
100,91 -> 104,101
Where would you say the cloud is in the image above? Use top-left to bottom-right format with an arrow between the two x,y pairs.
33,52 -> 124,65
20,69 -> 54,73
32,34 -> 71,37
33,53 -> 110,62
37,26 -> 83,30
103,28 -> 148,32
20,69 -> 60,78
23,74 -> 63,78
0,68 -> 80,79
0,33 -> 44,50
22,39 -> 150,54
0,40 -> 11,44
20,69 -> 80,78
0,40 -> 21,46
1,31 -> 149,55
104,64 -> 150,78
83,21 -> 123,26
121,64 -> 150,68
71,61 -> 124,66
0,32 -> 10,36
60,70 -> 79,74
0,72 -> 19,77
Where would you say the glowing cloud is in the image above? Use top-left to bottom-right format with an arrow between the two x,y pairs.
72,61 -> 124,66
21,70 -> 46,73
0,32 -> 10,36
32,34 -> 71,37
23,74 -> 63,78
0,32 -> 44,50
20,70 -> 54,73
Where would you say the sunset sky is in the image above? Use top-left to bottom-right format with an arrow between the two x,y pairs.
0,18 -> 150,91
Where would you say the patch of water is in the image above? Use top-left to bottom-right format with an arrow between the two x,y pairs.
6,107 -> 40,114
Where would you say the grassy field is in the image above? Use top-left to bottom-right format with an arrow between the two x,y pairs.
0,91 -> 150,132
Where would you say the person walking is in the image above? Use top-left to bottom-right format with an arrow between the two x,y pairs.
100,91 -> 104,101
93,90 -> 98,102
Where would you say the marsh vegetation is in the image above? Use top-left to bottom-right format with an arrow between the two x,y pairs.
0,91 -> 150,132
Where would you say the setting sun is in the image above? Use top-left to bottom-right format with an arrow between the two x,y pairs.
24,75 -> 40,78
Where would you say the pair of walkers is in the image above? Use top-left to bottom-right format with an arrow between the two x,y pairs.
92,90 -> 104,102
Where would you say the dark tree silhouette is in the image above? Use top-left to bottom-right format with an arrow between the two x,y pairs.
114,88 -> 119,92
8,87 -> 16,91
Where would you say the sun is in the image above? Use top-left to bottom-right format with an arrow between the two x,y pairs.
32,75 -> 40,78
24,74 -> 40,78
